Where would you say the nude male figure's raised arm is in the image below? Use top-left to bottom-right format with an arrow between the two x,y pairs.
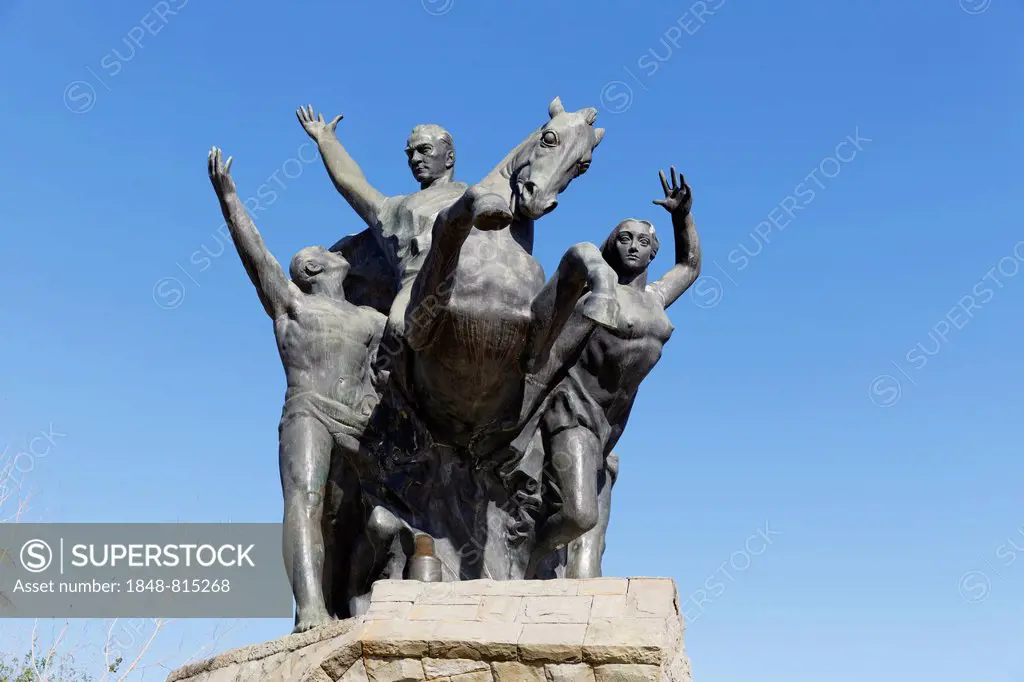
208,147 -> 298,319
647,166 -> 702,309
297,105 -> 387,228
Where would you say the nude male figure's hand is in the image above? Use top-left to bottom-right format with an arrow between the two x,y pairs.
208,146 -> 236,198
296,104 -> 343,143
652,165 -> 692,217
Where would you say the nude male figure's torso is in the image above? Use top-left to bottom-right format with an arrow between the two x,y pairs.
274,296 -> 384,412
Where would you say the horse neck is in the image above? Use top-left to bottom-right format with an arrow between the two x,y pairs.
478,130 -> 537,202
510,217 -> 535,254
478,133 -> 537,253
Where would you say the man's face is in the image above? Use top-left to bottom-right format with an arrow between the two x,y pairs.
405,133 -> 451,185
294,247 -> 350,292
613,221 -> 656,276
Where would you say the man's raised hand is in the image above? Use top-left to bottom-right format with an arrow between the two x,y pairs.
208,146 -> 236,198
296,104 -> 343,142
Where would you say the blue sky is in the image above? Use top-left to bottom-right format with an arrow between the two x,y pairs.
1,0 -> 1023,679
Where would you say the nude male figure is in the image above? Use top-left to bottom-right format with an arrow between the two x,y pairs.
529,167 -> 702,579
208,147 -> 386,631
296,106 -> 468,339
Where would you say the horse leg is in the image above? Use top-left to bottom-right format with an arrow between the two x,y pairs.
524,242 -> 619,374
405,186 -> 512,351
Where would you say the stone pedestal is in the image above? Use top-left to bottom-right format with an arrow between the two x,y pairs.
166,578 -> 690,682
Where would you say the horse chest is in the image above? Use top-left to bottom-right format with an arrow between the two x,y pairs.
453,242 -> 543,311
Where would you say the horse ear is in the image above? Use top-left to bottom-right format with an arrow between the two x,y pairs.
593,127 -> 605,147
583,108 -> 598,125
548,97 -> 565,118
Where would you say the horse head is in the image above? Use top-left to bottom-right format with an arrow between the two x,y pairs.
509,97 -> 605,221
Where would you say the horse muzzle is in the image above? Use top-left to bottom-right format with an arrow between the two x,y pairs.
516,179 -> 559,219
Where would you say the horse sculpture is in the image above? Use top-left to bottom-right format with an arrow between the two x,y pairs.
330,98 -> 620,596
403,97 -> 619,458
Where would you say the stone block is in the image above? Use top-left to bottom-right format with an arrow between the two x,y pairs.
490,661 -> 546,682
408,602 -> 482,621
593,663 -> 660,681
299,664 -> 335,682
338,658 -> 371,682
364,657 -> 425,682
365,600 -> 413,621
502,580 -> 580,596
418,582 -> 481,604
590,595 -> 628,619
429,621 -> 522,660
625,579 -> 678,618
372,580 -> 428,602
477,595 -> 522,622
518,623 -> 587,663
451,580 -> 507,596
448,672 -> 494,682
360,619 -> 438,657
579,578 -> 629,596
583,618 -> 669,666
521,596 -> 593,624
545,663 -> 597,682
319,640 -> 363,678
422,658 -> 490,679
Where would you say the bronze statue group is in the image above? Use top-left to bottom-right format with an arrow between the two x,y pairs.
207,97 -> 701,631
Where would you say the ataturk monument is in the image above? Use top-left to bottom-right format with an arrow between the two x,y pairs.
171,96 -> 701,682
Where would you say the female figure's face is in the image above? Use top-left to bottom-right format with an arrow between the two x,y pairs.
612,220 -> 656,276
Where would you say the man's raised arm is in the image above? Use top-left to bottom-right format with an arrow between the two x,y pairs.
297,105 -> 387,228
208,147 -> 297,319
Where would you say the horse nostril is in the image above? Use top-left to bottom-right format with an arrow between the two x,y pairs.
543,199 -> 558,214
523,181 -> 537,196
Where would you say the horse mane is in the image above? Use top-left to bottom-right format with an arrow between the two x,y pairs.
479,127 -> 541,188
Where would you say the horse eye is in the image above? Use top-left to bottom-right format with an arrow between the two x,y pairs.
541,130 -> 559,146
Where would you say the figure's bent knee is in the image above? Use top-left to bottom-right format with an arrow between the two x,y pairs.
367,506 -> 403,540
568,241 -> 600,261
285,487 -> 324,515
563,497 -> 600,536
387,310 -> 406,340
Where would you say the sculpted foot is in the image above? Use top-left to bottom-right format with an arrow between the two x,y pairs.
580,292 -> 620,330
469,189 -> 513,231
293,605 -> 333,633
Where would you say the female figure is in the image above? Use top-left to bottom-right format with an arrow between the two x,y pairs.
529,167 -> 702,578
